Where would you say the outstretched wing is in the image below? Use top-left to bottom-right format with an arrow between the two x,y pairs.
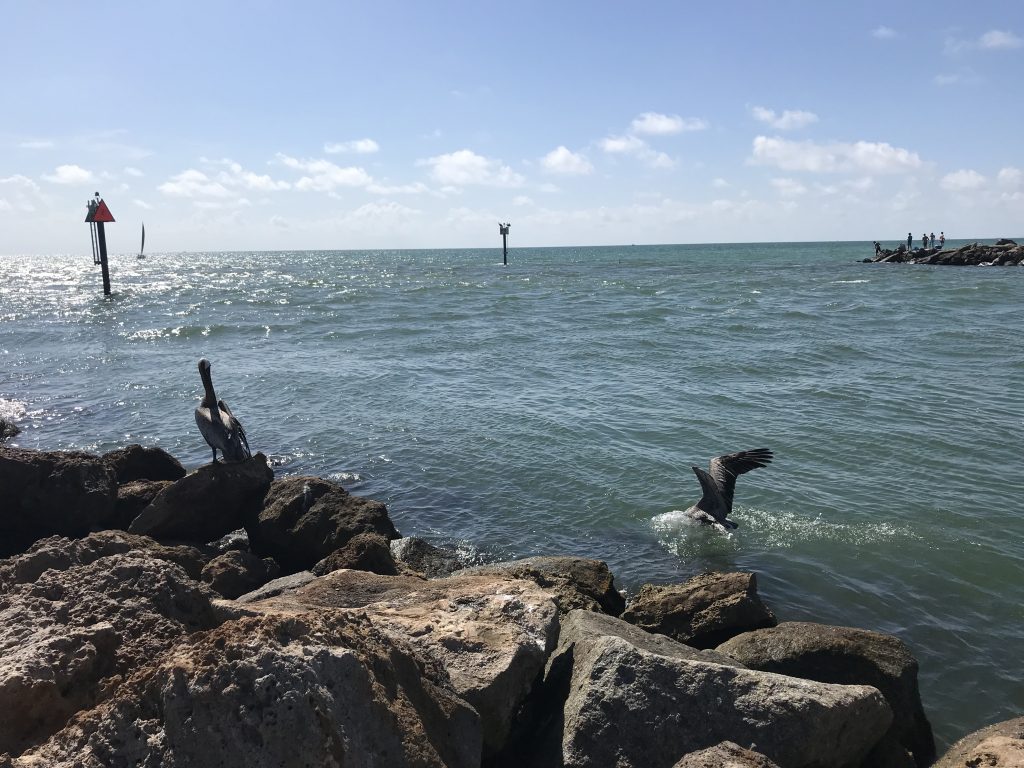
690,465 -> 726,522
708,448 -> 772,512
218,399 -> 252,459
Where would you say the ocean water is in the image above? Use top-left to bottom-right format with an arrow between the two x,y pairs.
1,241 -> 1022,747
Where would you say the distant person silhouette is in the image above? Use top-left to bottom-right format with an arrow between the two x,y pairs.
907,232 -> 913,250
939,232 -> 945,248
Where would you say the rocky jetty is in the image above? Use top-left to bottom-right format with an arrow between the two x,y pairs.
865,239 -> 1024,266
0,442 -> 1018,767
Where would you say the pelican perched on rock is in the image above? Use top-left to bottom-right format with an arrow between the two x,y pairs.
195,358 -> 251,463
684,448 -> 772,530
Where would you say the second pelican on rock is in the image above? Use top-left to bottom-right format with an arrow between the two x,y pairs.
195,357 -> 251,464
684,448 -> 773,530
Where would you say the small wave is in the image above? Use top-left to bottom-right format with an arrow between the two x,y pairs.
650,505 -> 921,558
833,279 -> 870,285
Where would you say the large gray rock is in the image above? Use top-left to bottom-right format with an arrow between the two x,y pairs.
248,476 -> 399,573
673,741 -> 781,768
200,550 -> 280,599
0,551 -> 222,756
932,715 -> 1024,768
544,611 -> 892,768
454,555 -> 625,616
9,612 -> 482,768
312,531 -> 399,576
390,536 -> 465,577
0,447 -> 117,556
717,622 -> 935,766
128,453 -> 273,542
0,531 -> 211,588
250,567 -> 560,757
621,571 -> 777,648
101,444 -> 186,484
107,478 -> 172,529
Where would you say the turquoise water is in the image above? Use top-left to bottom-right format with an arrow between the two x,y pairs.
1,242 -> 1022,747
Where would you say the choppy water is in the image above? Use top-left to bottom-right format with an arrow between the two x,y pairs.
2,241 -> 1022,747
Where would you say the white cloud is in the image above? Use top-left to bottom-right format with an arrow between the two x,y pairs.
712,178 -> 730,188
770,177 -> 808,197
600,135 -> 646,154
979,30 -> 1023,49
324,138 -> 380,154
513,195 -> 534,206
418,149 -> 524,187
541,146 -> 593,175
940,169 -> 986,191
946,29 -> 1023,55
630,112 -> 707,135
751,106 -> 819,130
366,181 -> 430,195
158,169 -> 232,198
0,174 -> 44,213
599,135 -> 675,168
134,199 -> 154,210
872,26 -> 897,40
276,154 -> 373,192
750,135 -> 923,173
217,160 -> 291,191
42,164 -> 94,185
19,139 -> 54,149
338,201 -> 422,230
997,167 -> 1022,188
124,167 -> 144,177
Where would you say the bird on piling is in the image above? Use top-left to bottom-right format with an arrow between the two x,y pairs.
684,448 -> 773,530
194,358 -> 251,464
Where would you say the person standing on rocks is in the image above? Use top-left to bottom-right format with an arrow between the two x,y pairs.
939,232 -> 945,248
929,232 -> 936,248
921,233 -> 928,249
907,232 -> 913,251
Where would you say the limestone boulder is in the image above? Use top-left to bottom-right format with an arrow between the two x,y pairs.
201,550 -> 280,599
0,531 -> 211,588
0,446 -> 117,556
543,611 -> 891,768
106,478 -> 171,529
672,742 -> 781,768
621,571 -> 777,648
248,476 -> 399,573
101,444 -> 186,484
502,609 -> 745,766
717,622 -> 935,766
933,715 -> 1024,768
391,536 -> 465,577
250,567 -> 560,757
311,531 -> 399,576
9,612 -> 482,768
128,453 -> 273,542
453,555 -> 625,616
0,552 -> 222,756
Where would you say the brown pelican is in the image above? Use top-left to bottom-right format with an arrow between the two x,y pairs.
684,448 -> 772,529
195,358 -> 251,463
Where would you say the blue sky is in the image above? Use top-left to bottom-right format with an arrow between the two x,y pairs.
2,1 -> 1023,253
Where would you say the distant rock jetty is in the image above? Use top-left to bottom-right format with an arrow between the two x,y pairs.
865,239 -> 1024,266
1,442 -> 1021,767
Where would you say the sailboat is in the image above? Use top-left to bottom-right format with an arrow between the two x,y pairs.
137,222 -> 146,259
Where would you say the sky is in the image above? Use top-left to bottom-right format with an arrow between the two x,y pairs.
2,0 -> 1023,253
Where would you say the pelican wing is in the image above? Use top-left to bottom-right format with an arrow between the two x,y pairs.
708,448 -> 773,512
690,465 -> 726,522
218,399 -> 252,460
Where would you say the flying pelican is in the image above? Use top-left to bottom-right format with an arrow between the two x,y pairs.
195,358 -> 251,463
684,448 -> 772,530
